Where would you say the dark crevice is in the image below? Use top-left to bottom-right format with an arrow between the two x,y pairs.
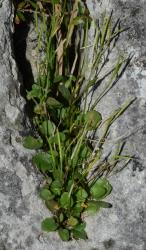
12,15 -> 35,127
13,15 -> 34,95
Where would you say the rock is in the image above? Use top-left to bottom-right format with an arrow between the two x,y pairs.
85,1 -> 146,250
0,1 -> 47,250
0,0 -> 145,250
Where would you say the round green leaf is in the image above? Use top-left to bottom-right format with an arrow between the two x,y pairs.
85,201 -> 100,215
76,188 -> 88,202
85,110 -> 102,130
39,188 -> 54,201
32,153 -> 53,173
58,84 -> 71,102
34,103 -> 46,115
50,180 -> 62,195
52,169 -> 62,180
71,203 -> 83,218
92,186 -> 106,199
45,200 -> 59,212
40,120 -> 56,136
27,84 -> 42,100
72,223 -> 87,240
72,229 -> 87,240
47,97 -> 62,108
60,192 -> 70,209
41,217 -> 58,232
67,216 -> 78,227
23,136 -> 43,149
90,178 -> 112,200
58,228 -> 70,241
48,132 -> 66,145
74,223 -> 86,231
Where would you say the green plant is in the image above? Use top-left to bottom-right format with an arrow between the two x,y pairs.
13,0 -> 45,24
13,0 -> 34,23
22,0 -> 134,241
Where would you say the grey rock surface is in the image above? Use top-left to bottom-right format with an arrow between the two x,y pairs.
0,0 -> 145,250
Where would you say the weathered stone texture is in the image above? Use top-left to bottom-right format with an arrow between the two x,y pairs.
0,0 -> 145,249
